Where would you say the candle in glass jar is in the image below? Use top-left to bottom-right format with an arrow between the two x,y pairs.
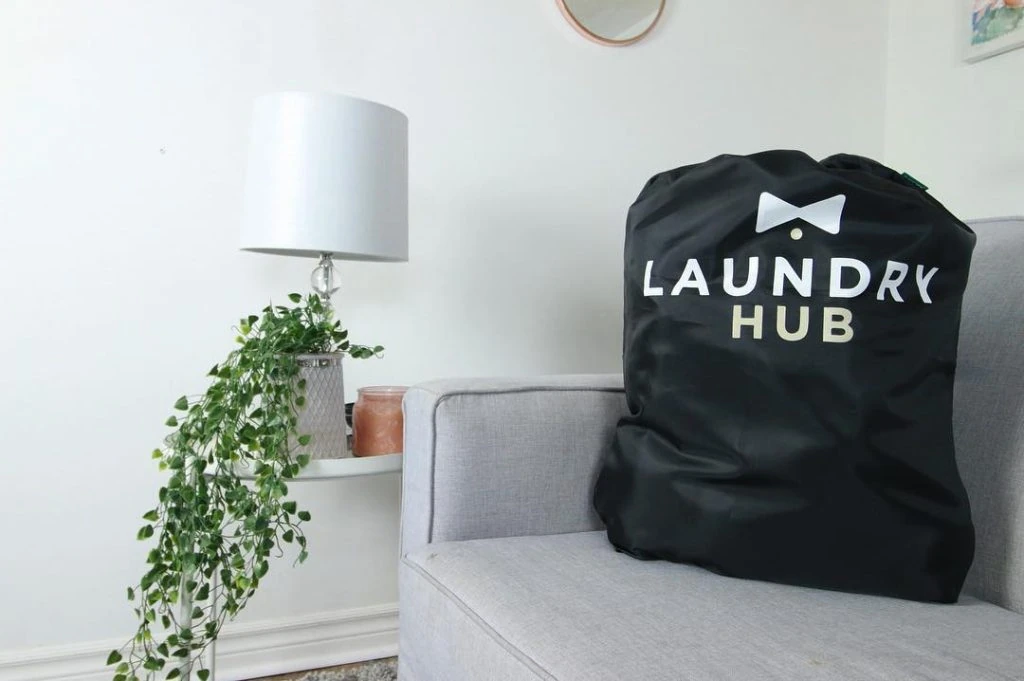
352,386 -> 408,457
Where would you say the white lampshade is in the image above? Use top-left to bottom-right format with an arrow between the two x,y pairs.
241,92 -> 408,261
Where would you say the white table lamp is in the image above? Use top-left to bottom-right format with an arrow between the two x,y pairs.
241,92 -> 408,299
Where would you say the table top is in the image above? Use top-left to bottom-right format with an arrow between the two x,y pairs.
212,453 -> 403,480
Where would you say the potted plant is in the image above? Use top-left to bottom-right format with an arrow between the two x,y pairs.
107,293 -> 382,681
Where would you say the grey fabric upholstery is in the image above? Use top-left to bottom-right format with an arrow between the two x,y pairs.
954,217 -> 1024,614
397,218 -> 1024,680
400,375 -> 625,555
401,532 -> 1024,681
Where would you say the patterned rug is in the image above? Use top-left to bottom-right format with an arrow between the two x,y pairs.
266,658 -> 397,681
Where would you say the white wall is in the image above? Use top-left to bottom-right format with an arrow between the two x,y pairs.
0,0 -> 888,675
885,1 -> 1024,219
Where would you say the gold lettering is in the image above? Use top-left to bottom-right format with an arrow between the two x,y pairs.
822,307 -> 854,343
732,305 -> 764,340
776,305 -> 809,341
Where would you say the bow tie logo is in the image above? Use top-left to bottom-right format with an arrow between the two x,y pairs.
755,192 -> 846,240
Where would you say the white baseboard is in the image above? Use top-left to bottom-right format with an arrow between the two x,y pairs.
0,603 -> 398,681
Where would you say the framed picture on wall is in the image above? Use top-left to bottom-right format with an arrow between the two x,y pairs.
966,0 -> 1024,62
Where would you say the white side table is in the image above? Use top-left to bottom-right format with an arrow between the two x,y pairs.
192,455 -> 403,680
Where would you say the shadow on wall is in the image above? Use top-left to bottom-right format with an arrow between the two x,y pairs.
448,193 -> 625,376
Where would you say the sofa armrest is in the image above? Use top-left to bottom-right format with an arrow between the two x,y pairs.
400,375 -> 626,555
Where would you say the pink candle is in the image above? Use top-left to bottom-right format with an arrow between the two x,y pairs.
352,386 -> 408,457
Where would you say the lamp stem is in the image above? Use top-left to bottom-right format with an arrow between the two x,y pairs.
311,253 -> 340,307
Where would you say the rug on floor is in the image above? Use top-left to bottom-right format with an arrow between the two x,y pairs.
286,658 -> 397,681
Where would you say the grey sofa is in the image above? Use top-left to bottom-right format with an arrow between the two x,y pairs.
398,217 -> 1024,681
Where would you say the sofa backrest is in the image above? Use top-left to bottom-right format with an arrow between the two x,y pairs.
954,217 -> 1024,614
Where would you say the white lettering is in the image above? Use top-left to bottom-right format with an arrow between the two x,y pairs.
773,257 -> 813,298
671,259 -> 710,296
915,265 -> 938,304
643,260 -> 663,297
829,258 -> 870,299
649,257 -> 937,308
723,257 -> 758,297
876,260 -> 909,302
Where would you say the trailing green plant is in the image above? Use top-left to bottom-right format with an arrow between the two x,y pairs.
108,293 -> 382,681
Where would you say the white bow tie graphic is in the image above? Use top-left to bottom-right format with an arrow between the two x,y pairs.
755,192 -> 847,235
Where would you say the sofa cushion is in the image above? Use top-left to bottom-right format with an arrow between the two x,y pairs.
953,217 -> 1024,615
399,531 -> 1024,681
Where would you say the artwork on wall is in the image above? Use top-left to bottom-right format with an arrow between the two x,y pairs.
966,0 -> 1024,62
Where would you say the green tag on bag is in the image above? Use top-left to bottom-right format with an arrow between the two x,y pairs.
900,172 -> 929,192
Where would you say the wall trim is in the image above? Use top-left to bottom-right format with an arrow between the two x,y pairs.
0,603 -> 398,681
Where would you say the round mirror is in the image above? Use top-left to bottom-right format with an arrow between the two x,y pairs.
557,0 -> 666,46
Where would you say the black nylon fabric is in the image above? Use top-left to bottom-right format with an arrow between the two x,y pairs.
593,150 -> 976,603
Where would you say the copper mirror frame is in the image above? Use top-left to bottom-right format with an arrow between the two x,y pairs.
556,0 -> 666,47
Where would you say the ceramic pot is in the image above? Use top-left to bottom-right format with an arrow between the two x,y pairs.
292,353 -> 350,459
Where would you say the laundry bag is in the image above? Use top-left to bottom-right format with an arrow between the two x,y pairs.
593,151 -> 976,602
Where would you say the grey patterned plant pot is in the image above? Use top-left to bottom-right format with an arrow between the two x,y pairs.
293,353 -> 350,459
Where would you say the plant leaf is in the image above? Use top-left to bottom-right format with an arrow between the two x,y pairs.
173,396 -> 189,411
106,650 -> 123,665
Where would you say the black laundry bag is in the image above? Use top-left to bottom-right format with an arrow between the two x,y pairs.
593,151 -> 976,603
